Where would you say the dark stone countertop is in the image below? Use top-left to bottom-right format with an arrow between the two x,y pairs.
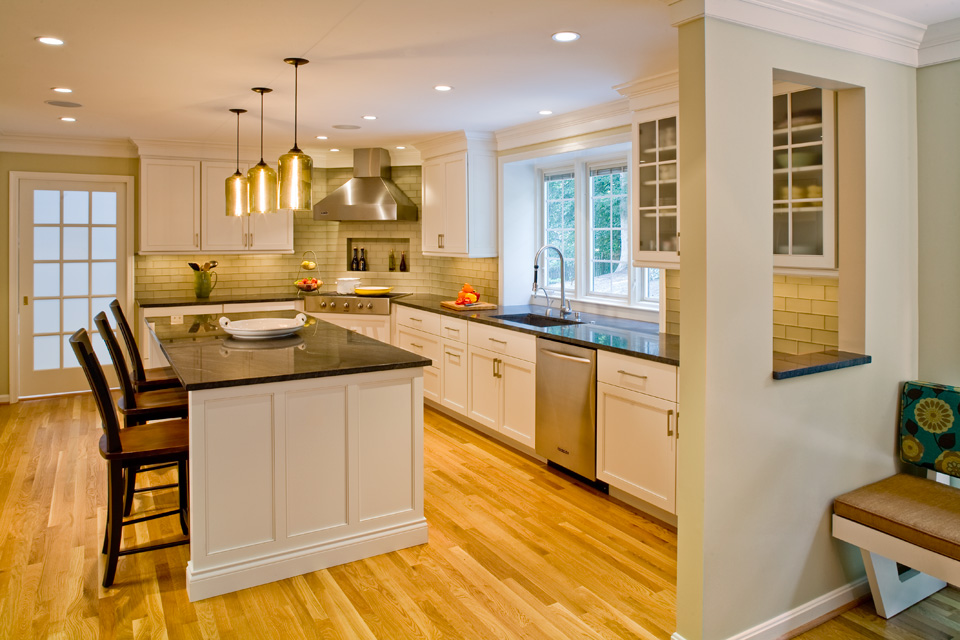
150,310 -> 431,391
137,293 -> 304,308
392,294 -> 680,366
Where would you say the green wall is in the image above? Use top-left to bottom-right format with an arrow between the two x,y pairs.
0,152 -> 138,397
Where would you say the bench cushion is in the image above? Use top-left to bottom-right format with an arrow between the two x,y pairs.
900,381 -> 960,478
834,473 -> 960,561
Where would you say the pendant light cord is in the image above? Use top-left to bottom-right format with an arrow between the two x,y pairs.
294,64 -> 299,149
235,111 -> 241,171
259,91 -> 265,162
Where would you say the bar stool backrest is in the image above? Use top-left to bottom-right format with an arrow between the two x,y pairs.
69,328 -> 122,453
109,299 -> 147,385
93,312 -> 138,411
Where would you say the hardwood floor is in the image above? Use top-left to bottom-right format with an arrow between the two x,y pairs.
0,394 -> 956,639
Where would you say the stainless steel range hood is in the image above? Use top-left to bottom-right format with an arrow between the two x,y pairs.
313,148 -> 418,221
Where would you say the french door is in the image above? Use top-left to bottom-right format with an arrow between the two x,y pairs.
14,174 -> 131,398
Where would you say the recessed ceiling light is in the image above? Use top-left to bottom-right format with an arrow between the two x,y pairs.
330,148 -> 340,152
52,87 -> 72,93
36,36 -> 64,46
551,31 -> 580,42
396,146 -> 406,150
315,135 -> 328,140
333,124 -> 360,130
538,110 -> 553,116
434,85 -> 452,92
362,115 -> 377,120
60,117 -> 76,122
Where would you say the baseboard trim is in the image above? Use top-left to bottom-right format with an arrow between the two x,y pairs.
727,578 -> 870,640
0,394 -> 9,404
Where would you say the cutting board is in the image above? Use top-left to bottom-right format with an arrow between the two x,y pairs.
440,300 -> 498,311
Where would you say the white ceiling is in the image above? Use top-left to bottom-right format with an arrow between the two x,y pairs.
1,0 -> 958,158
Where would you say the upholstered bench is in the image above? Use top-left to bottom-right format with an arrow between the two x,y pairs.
832,381 -> 960,618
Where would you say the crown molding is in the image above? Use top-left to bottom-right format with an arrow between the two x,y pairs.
666,0 -> 928,67
0,133 -> 139,158
615,70 -> 680,111
414,131 -> 496,160
919,18 -> 960,66
494,100 -> 631,152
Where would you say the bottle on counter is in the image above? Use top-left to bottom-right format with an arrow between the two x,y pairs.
399,251 -> 407,272
388,249 -> 396,272
358,247 -> 367,272
351,247 -> 359,271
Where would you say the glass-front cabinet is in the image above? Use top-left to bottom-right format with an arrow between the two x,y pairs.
633,107 -> 679,267
773,86 -> 836,270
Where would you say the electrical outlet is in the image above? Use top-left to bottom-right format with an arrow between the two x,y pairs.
171,315 -> 183,324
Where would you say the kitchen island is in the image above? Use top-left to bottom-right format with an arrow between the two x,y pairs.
149,311 -> 432,601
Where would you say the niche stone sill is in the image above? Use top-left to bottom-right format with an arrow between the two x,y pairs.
772,350 -> 872,380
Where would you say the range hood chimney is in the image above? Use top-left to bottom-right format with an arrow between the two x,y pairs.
313,148 -> 418,221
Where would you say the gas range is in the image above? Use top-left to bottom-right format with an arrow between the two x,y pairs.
303,292 -> 409,315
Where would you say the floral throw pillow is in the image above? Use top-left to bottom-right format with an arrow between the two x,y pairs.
900,380 -> 960,478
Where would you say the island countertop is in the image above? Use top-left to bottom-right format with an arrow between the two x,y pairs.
150,310 -> 431,391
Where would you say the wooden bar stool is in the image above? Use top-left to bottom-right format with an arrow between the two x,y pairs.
70,328 -> 189,588
109,299 -> 181,392
94,311 -> 189,516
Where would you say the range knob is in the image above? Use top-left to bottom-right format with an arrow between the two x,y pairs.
342,302 -> 350,309
367,303 -> 373,309
320,301 -> 327,308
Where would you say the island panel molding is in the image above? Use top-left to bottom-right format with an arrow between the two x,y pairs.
184,367 -> 427,601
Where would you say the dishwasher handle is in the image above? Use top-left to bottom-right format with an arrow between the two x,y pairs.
540,348 -> 592,365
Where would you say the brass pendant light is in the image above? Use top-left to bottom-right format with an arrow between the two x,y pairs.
225,108 -> 249,216
277,57 -> 313,211
247,87 -> 278,214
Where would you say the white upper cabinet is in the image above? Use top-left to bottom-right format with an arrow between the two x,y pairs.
139,155 -> 292,255
140,158 -> 201,252
632,107 -> 680,268
418,132 -> 497,258
772,85 -> 836,271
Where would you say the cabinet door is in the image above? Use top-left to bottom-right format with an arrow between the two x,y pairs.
499,354 -> 536,448
440,154 -> 468,254
249,211 -> 293,252
597,382 -> 677,513
467,347 -> 499,431
633,110 -> 680,268
421,158 -> 444,253
423,365 -> 441,403
140,159 -> 200,252
440,340 -> 468,414
201,161 -> 246,251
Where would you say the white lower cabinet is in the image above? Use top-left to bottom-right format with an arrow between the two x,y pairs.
596,351 -> 678,514
396,325 -> 442,403
467,345 -> 536,448
440,339 -> 468,414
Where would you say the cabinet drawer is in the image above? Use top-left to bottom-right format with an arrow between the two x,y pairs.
439,316 -> 469,343
224,301 -> 302,312
597,351 -> 676,402
396,326 -> 442,364
468,323 -> 536,363
395,306 -> 441,334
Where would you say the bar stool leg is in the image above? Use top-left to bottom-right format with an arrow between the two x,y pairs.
103,461 -> 125,587
123,464 -> 139,516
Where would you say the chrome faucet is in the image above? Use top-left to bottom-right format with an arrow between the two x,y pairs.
535,287 -> 554,315
532,245 -> 572,317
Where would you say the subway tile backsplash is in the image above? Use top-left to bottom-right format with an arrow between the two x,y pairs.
135,165 -> 500,303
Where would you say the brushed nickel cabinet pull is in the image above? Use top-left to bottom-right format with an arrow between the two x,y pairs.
410,342 -> 423,349
666,409 -> 674,437
617,369 -> 648,380
445,350 -> 460,360
676,410 -> 680,439
195,232 -> 199,247
489,338 -> 507,345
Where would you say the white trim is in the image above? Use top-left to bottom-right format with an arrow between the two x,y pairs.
0,395 -> 9,404
495,100 -> 631,152
414,131 -> 496,161
671,634 -> 687,640
132,138 -> 423,167
615,71 -> 680,112
724,577 -> 869,640
8,171 -> 136,403
666,0 -> 927,67
0,133 -> 138,158
919,18 -> 960,67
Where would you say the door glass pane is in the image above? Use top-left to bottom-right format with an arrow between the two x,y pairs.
62,335 -> 80,369
63,263 -> 89,296
34,190 -> 60,224
34,335 -> 60,370
34,263 -> 60,297
645,268 -> 660,300
774,206 -> 789,254
33,299 -> 60,334
63,191 -> 89,224
659,117 -> 677,161
92,262 -> 116,295
34,227 -> 60,260
659,210 -> 678,252
793,209 -> 823,255
91,227 -> 116,259
63,298 -> 89,333
62,227 -> 89,260
91,192 -> 117,224
92,298 -> 113,325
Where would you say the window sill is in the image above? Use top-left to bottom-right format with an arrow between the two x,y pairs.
530,296 -> 659,323
772,350 -> 872,380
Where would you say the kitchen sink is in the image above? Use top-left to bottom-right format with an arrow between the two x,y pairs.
491,313 -> 583,328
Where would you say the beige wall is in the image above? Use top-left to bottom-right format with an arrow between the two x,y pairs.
918,59 -> 960,385
0,152 -> 139,397
135,166 -> 499,303
677,18 -> 917,640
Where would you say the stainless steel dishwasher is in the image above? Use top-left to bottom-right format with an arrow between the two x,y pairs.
535,337 -> 597,480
